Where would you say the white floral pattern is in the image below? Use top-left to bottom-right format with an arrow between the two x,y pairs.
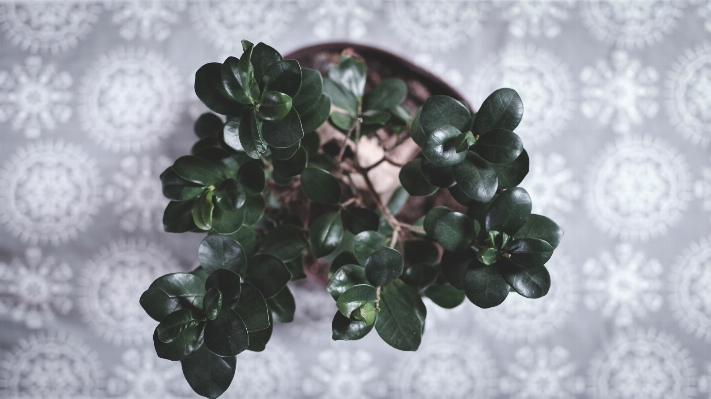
79,47 -> 183,153
521,152 -> 581,223
109,1 -> 186,42
224,340 -> 298,399
0,56 -> 72,138
0,247 -> 72,329
106,348 -> 187,398
496,0 -> 571,38
0,140 -> 102,246
583,244 -> 663,327
581,51 -> 659,134
670,236 -> 711,342
302,349 -> 387,399
499,346 -> 585,399
588,329 -> 696,399
700,363 -> 711,399
0,331 -> 104,398
300,0 -> 380,39
0,2 -> 101,53
413,54 -> 464,87
78,239 -> 178,346
696,158 -> 711,222
105,156 -> 171,232
667,42 -> 711,147
287,281 -> 335,344
582,0 -> 683,49
468,44 -> 574,146
585,136 -> 691,241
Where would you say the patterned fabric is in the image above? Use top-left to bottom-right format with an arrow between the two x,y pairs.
0,1 -> 709,398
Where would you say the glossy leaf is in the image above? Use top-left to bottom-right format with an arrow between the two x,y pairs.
164,199 -> 198,233
505,238 -> 554,268
329,251 -> 359,277
261,224 -> 305,261
293,68 -> 323,113
237,43 -> 260,102
233,283 -> 270,332
204,309 -> 249,356
451,151 -> 498,203
421,158 -> 455,188
424,283 -> 466,309
332,311 -> 373,341
198,235 -> 247,275
327,264 -> 368,301
252,42 -> 282,83
261,59 -> 301,97
361,109 -> 390,125
205,269 -> 241,305
485,187 -> 532,235
272,147 -> 307,179
499,259 -> 551,298
336,284 -> 377,318
342,207 -> 380,234
492,148 -> 529,189
308,212 -> 343,258
423,125 -> 467,167
270,141 -> 300,161
299,93 -> 331,132
463,260 -> 510,308
245,254 -> 291,298
227,225 -> 258,257
473,128 -> 523,164
403,240 -> 439,265
213,179 -> 246,211
221,56 -> 251,105
194,112 -> 223,139
352,302 -> 377,326
157,308 -> 202,343
364,247 -> 404,286
440,249 -> 476,290
399,159 -> 438,197
211,206 -> 245,235
247,313 -> 273,352
423,206 -> 451,237
323,77 -> 357,116
472,88 -> 523,136
181,345 -> 236,399
153,325 -> 204,362
266,286 -> 295,323
237,161 -> 265,194
141,273 -> 205,321
353,231 -> 385,266
327,55 -> 366,99
477,247 -> 498,265
237,112 -> 267,159
257,90 -> 292,121
173,156 -> 224,186
375,284 -> 422,351
364,78 -> 406,111
400,263 -> 438,290
161,168 -> 204,201
260,107 -> 304,149
241,194 -> 265,226
513,214 -> 563,250
420,95 -> 471,135
301,167 -> 341,205
433,212 -> 475,252
195,62 -> 244,115
192,191 -> 214,231
203,287 -> 222,321
410,109 -> 426,147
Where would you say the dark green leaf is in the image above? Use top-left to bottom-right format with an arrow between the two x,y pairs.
404,240 -> 439,265
301,167 -> 341,205
375,284 -> 422,351
204,309 -> 249,356
302,131 -> 320,154
257,90 -> 292,121
472,88 -> 523,136
308,212 -> 343,258
141,273 -> 205,321
327,264 -> 368,300
236,112 -> 267,159
336,284 -> 377,317
203,287 -> 222,321
505,238 -> 554,268
181,345 -> 236,399
410,109 -> 426,147
222,115 -> 244,153
153,325 -> 204,361
477,247 -> 498,265
421,158 -> 455,188
499,259 -> 550,298
194,112 -> 223,139
293,68 -> 323,114
399,159 -> 438,197
285,255 -> 306,281
485,187 -> 532,235
211,206 -> 245,235
364,78 -> 407,111
387,186 -> 409,215
261,224 -> 305,261
157,308 -> 202,343
261,60 -> 301,98
353,231 -> 385,266
273,147 -> 307,179
352,302 -> 376,326
221,56 -> 252,105
237,161 -> 265,194
420,95 -> 471,135
299,93 -> 331,132
423,206 -> 451,237
161,168 -> 204,201
259,107 -> 305,149
241,194 -> 265,226
440,249 -> 476,290
233,282 -> 270,332
454,131 -> 476,152
466,195 -> 496,225
492,149 -> 529,189
226,225 -> 258,257
365,247 -> 404,286
448,184 -> 476,207
173,155 -> 224,186
361,109 -> 391,125
328,55 -> 366,99
270,141 -> 300,161
238,43 -> 260,102
464,260 -> 509,308
252,42 -> 282,83
205,269 -> 241,305
163,199 -> 198,233
423,125 -> 466,167
389,104 -> 411,124
342,207 -> 380,235
266,286 -> 295,323
433,212 -> 475,252
400,263 -> 438,290
192,191 -> 214,231
248,312 -> 273,351
513,214 -> 563,250
330,111 -> 354,131
195,62 -> 245,115
332,311 -> 373,341
245,254 -> 291,298
198,235 -> 247,274
424,283 -> 465,309
473,129 -> 523,164
213,179 -> 246,211
451,151 -> 498,203
323,77 -> 357,116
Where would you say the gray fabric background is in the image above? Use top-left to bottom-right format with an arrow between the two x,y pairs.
0,1 -> 709,398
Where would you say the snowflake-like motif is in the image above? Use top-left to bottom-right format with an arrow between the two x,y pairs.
78,239 -> 178,346
79,47 -> 183,153
190,1 -> 294,53
222,340 -> 298,399
300,0 -> 380,39
581,51 -> 659,134
413,54 -> 464,87
582,0 -> 682,49
692,0 -> 711,34
106,348 -> 188,398
700,363 -> 711,399
393,333 -> 497,399
105,156 -> 171,232
696,158 -> 711,223
495,0 -> 572,38
0,2 -> 101,53
286,280 -> 336,344
499,346 -> 585,399
0,247 -> 72,329
387,0 -> 487,52
110,1 -> 186,42
521,152 -> 581,223
667,42 -> 711,147
585,135 -> 691,241
473,252 -> 577,342
302,349 -> 387,399
588,329 -> 696,399
670,236 -> 711,342
468,44 -> 574,146
0,331 -> 104,398
0,56 -> 72,138
0,140 -> 102,246
583,244 -> 663,327
423,296 -> 466,332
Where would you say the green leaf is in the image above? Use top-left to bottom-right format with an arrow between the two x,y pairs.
375,284 -> 422,351
332,311 -> 373,341
433,212 -> 475,252
195,62 -> 245,115
173,155 -> 225,186
270,141 -> 300,161
327,264 -> 368,300
198,235 -> 247,275
505,238 -> 554,268
403,240 -> 439,265
420,95 -> 471,136
400,263 -> 438,290
364,78 -> 407,110
465,195 -> 496,225
236,112 -> 267,159
192,191 -> 214,231
211,206 -> 245,235
222,115 -> 244,153
361,109 -> 391,125
390,104 -> 411,124
424,283 -> 465,309
247,312 -> 273,351
513,214 -> 563,250
323,77 -> 357,116
241,194 -> 265,226
157,308 -> 202,343
238,43 -> 260,102
330,111 -> 354,131
266,286 -> 295,323
341,207 -> 380,235
213,179 -> 246,211
473,129 -> 523,164
328,55 -> 366,99
329,251 -> 359,278
163,199 -> 198,233
302,131 -> 320,154
273,147 -> 307,179
492,148 -> 529,189
221,56 -> 252,105
387,186 -> 409,215
237,161 -> 265,194
225,225 -> 258,257
181,345 -> 236,399
499,259 -> 550,298
421,158 -> 455,188
451,151 -> 498,203
245,254 -> 291,298
194,112 -> 223,139
205,269 -> 241,305
353,231 -> 385,266
440,249 -> 476,290
447,184 -> 476,207
204,308 -> 249,356
293,68 -> 323,114
308,212 -> 344,258
352,302 -> 376,326
153,325 -> 204,362
485,187 -> 531,235
410,109 -> 426,147
472,88 -> 523,136
336,284 -> 377,317
399,159 -> 438,197
261,224 -> 305,261
141,273 -> 206,321
234,282 -> 270,332
203,287 -> 222,321
160,168 -> 204,201
301,167 -> 341,205
251,42 -> 282,83
365,247 -> 404,286
299,93 -> 331,132
260,107 -> 304,149
423,206 -> 451,237
463,260 -> 510,308
477,247 -> 498,265
423,125 -> 467,167
257,90 -> 292,121
261,60 -> 301,98
285,255 -> 306,281
454,131 -> 476,152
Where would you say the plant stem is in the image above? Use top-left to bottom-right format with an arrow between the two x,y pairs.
375,286 -> 381,311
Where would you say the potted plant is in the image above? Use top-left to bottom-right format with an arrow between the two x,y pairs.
140,40 -> 563,399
